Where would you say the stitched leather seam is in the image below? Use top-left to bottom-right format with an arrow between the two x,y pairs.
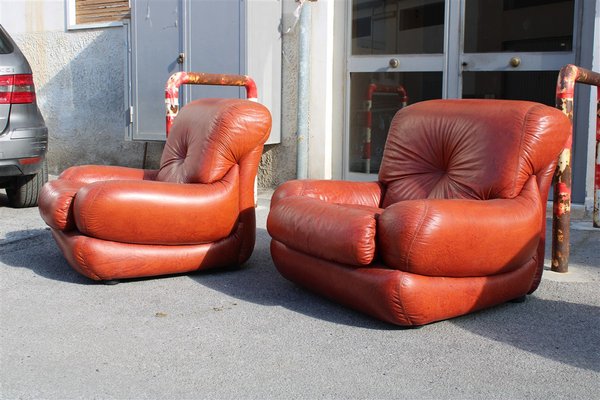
404,201 -> 429,270
73,237 -> 101,281
77,184 -> 104,235
396,273 -> 413,326
512,105 -> 537,198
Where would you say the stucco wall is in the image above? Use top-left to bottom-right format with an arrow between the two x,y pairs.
257,0 -> 300,189
12,28 -> 164,174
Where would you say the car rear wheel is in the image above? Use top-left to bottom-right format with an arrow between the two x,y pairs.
6,158 -> 48,208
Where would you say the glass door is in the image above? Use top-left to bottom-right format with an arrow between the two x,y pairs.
346,0 -> 446,180
457,0 -> 576,103
344,0 -> 578,180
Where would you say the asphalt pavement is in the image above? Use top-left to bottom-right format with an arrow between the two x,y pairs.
1,188 -> 598,400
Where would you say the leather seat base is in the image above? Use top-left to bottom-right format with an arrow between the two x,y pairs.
271,240 -> 536,326
52,228 -> 247,281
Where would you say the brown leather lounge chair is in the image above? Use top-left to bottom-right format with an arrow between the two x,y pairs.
267,99 -> 570,326
39,98 -> 271,282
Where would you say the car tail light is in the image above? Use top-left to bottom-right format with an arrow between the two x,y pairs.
0,74 -> 36,104
19,156 -> 42,165
0,75 -> 11,104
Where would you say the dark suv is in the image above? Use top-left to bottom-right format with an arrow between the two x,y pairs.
0,24 -> 48,208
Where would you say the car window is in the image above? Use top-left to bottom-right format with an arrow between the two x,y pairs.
0,30 -> 14,54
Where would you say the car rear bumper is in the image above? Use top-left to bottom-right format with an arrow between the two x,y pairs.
0,127 -> 48,176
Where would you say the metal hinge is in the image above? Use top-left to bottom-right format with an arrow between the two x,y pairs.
126,106 -> 133,125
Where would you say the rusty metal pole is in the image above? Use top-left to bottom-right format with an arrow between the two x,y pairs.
594,86 -> 600,228
164,71 -> 258,136
552,65 -> 600,272
553,67 -> 577,273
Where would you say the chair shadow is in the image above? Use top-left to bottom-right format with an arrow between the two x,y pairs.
7,222 -> 595,370
0,228 -> 91,284
189,227 -> 399,330
452,296 -> 600,372
0,220 -> 394,327
0,223 -> 398,332
194,226 -> 600,363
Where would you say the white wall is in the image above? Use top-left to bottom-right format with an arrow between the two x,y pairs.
259,0 -> 345,185
308,0 -> 334,179
586,0 -> 600,211
257,0 -> 302,188
0,0 -> 64,34
582,0 -> 600,210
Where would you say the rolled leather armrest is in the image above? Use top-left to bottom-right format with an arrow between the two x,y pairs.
41,166 -> 159,231
74,166 -> 240,245
267,196 -> 378,266
271,180 -> 383,209
59,165 -> 159,184
39,179 -> 85,231
378,176 -> 543,277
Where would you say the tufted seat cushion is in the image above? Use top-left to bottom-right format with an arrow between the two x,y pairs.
379,100 -> 569,205
158,98 -> 271,184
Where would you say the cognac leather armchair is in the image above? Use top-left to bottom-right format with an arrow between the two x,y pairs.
39,98 -> 271,282
267,99 -> 570,326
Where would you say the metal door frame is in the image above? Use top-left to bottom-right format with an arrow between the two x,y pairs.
343,0 -> 451,181
343,0 -> 582,181
453,0 -> 580,98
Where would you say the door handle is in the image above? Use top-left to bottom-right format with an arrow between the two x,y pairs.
509,57 -> 521,68
389,58 -> 399,69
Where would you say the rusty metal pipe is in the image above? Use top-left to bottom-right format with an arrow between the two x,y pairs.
552,64 -> 600,272
164,71 -> 258,136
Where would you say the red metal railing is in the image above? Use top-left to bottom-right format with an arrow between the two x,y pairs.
552,64 -> 600,273
363,83 -> 408,173
165,72 -> 258,136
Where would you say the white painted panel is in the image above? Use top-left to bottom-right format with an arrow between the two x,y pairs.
0,0 -> 64,33
247,0 -> 282,144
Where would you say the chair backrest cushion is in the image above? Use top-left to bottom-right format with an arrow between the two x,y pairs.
157,98 -> 271,184
378,99 -> 570,208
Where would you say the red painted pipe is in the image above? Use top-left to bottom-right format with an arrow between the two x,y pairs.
363,83 -> 408,173
165,72 -> 258,136
367,83 -> 408,106
553,64 -> 600,272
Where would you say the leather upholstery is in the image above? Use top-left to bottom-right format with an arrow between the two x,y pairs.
268,196 -> 380,266
267,99 -> 569,326
39,98 -> 271,281
379,100 -> 568,205
378,176 -> 543,277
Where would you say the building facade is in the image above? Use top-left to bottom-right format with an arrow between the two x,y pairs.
1,0 -> 598,208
